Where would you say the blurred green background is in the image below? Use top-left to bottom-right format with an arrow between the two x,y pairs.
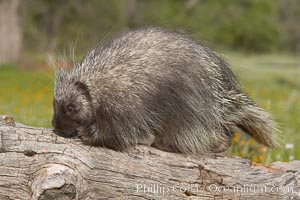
0,0 -> 299,163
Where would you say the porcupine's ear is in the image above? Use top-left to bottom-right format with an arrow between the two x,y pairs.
75,81 -> 91,99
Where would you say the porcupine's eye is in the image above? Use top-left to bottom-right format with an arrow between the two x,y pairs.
65,105 -> 75,116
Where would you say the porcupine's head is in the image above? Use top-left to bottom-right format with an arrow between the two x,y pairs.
52,68 -> 94,138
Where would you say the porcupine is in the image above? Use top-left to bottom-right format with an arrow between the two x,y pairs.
52,28 -> 278,154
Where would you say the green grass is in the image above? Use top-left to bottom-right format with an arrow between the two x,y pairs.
0,64 -> 54,127
0,53 -> 299,162
224,53 -> 300,162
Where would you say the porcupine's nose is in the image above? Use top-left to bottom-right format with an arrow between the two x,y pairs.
52,115 -> 65,137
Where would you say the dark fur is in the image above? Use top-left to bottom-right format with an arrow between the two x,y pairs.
52,28 -> 278,154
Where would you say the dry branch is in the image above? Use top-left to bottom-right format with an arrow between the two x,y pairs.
0,115 -> 299,200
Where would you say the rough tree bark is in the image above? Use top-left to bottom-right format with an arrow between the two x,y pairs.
0,115 -> 300,200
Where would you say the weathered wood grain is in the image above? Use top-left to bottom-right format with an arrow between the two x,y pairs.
0,115 -> 299,200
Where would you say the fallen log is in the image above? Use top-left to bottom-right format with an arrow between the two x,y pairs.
0,115 -> 299,199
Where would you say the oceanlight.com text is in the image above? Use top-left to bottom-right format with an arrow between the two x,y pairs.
136,183 -> 296,196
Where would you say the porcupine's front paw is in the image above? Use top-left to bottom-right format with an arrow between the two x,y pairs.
77,126 -> 96,145
78,126 -> 129,151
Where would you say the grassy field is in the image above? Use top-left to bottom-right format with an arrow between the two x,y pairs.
0,64 -> 54,127
0,53 -> 299,162
224,53 -> 300,162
